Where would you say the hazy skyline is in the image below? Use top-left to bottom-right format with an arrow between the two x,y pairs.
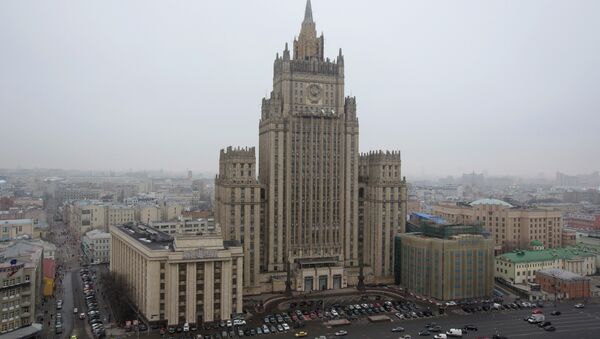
1,0 -> 599,179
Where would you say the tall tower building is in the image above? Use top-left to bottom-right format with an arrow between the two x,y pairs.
216,0 -> 407,294
215,147 -> 262,294
259,0 -> 359,291
359,151 -> 407,281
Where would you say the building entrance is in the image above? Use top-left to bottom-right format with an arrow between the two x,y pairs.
318,275 -> 328,290
304,277 -> 313,292
333,274 -> 342,289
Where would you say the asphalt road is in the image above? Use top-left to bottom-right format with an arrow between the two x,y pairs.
70,267 -> 90,339
136,301 -> 600,339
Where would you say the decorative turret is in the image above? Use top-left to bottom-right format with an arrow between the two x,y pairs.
337,48 -> 344,65
344,96 -> 357,119
283,42 -> 290,61
294,0 -> 324,61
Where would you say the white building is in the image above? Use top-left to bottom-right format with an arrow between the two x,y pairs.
82,230 -> 111,264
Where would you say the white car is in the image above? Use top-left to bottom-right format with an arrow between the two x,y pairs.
434,335 -> 447,339
233,319 -> 246,326
282,323 -> 290,331
446,329 -> 463,337
73,308 -> 78,314
335,330 -> 348,336
183,323 -> 190,332
574,303 -> 585,309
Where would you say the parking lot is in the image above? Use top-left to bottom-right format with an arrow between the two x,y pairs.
126,293 -> 600,339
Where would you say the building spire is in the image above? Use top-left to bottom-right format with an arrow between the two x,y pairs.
304,0 -> 313,23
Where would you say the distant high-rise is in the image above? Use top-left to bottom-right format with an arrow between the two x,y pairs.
216,0 -> 407,294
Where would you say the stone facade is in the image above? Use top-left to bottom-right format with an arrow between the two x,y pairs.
215,147 -> 262,294
359,151 -> 407,283
110,224 -> 243,326
433,200 -> 562,253
215,1 -> 407,294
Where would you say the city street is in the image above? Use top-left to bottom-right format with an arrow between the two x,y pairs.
42,218 -> 97,339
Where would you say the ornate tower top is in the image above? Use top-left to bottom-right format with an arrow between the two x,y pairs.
294,0 -> 324,61
304,0 -> 313,22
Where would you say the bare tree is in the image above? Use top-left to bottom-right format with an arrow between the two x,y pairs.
100,271 -> 135,324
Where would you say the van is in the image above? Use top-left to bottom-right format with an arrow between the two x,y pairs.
528,314 -> 545,324
446,329 -> 463,337
183,323 -> 190,332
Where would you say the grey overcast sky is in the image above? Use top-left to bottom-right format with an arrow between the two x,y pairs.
1,0 -> 599,179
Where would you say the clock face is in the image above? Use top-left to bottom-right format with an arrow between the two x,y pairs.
307,84 -> 322,103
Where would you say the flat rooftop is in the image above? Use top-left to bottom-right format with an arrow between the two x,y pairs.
116,223 -> 173,251
115,223 -> 241,252
537,268 -> 589,281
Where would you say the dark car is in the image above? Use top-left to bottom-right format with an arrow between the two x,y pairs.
551,310 -> 561,315
464,324 -> 478,331
418,330 -> 431,336
427,325 -> 441,332
538,321 -> 552,328
544,326 -> 556,331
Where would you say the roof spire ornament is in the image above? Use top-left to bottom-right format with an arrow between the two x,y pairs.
304,0 -> 313,23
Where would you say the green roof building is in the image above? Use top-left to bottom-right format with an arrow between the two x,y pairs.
495,247 -> 596,285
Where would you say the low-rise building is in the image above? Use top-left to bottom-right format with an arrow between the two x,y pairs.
535,268 -> 590,300
65,200 -> 184,235
82,230 -> 111,264
0,219 -> 34,241
495,246 -> 596,284
0,241 -> 43,336
564,212 -> 600,232
110,223 -> 243,327
395,218 -> 494,301
150,218 -> 215,235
